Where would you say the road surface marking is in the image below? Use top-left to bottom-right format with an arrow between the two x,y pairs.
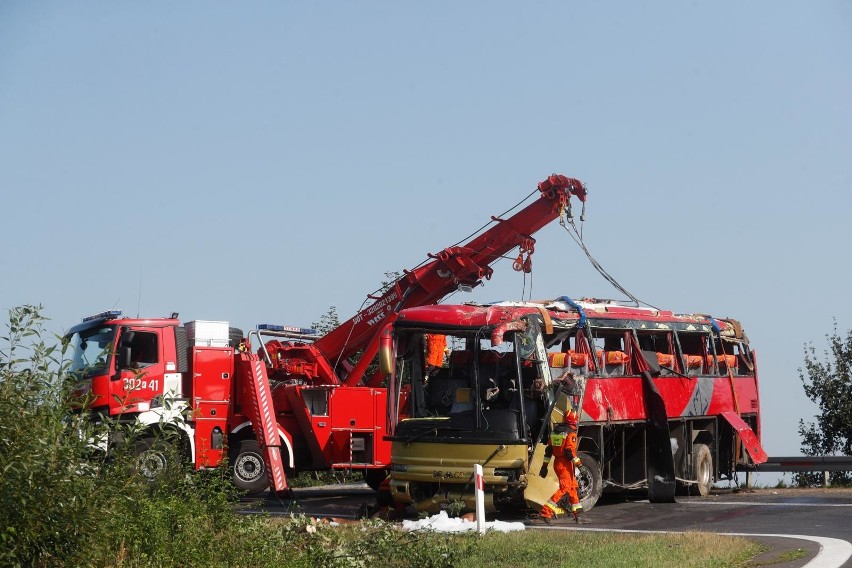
533,527 -> 852,568
682,500 -> 852,507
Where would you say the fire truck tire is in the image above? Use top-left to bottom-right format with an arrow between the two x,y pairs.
575,452 -> 603,511
131,437 -> 174,482
692,443 -> 713,496
231,439 -> 269,495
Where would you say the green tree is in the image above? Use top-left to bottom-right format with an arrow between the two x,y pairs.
797,322 -> 852,485
312,305 -> 340,335
380,270 -> 403,294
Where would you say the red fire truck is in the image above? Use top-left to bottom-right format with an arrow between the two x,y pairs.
65,174 -> 587,494
380,297 -> 767,513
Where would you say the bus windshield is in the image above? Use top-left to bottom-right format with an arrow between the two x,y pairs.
388,326 -> 548,442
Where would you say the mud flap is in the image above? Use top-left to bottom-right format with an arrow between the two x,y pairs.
641,370 -> 676,503
720,411 -> 768,465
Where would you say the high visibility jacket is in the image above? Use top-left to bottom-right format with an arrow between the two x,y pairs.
546,424 -> 578,459
540,422 -> 583,519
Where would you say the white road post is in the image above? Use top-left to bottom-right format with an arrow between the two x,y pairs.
474,463 -> 485,534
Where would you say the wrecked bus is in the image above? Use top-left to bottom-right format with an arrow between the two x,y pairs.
380,298 -> 766,514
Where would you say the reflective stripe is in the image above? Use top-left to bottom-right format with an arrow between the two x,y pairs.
544,500 -> 565,515
550,432 -> 567,447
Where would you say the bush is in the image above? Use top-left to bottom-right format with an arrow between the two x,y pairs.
0,306 -> 471,567
0,305 -> 109,566
0,305 -> 242,566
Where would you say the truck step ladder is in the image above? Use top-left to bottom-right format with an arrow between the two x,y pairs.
240,352 -> 289,493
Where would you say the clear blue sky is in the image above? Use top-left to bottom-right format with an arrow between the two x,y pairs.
2,2 -> 851,482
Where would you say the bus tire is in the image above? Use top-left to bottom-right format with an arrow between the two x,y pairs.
231,438 -> 269,495
576,452 -> 603,511
692,443 -> 713,496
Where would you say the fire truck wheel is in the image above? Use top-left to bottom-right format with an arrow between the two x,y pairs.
231,439 -> 269,495
692,443 -> 713,496
131,437 -> 174,482
575,452 -> 603,511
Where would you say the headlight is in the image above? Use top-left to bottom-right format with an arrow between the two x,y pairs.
73,379 -> 92,397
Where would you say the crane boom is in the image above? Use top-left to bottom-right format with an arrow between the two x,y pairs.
313,174 -> 586,386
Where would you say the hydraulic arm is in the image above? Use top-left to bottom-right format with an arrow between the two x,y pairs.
266,174 -> 587,387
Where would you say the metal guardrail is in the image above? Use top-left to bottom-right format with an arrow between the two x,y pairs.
752,456 -> 852,473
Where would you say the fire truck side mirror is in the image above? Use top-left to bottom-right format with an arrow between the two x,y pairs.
117,329 -> 135,369
378,325 -> 394,376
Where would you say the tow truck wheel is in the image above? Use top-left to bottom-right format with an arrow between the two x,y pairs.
692,443 -> 713,496
362,468 -> 389,491
131,437 -> 173,482
575,452 -> 603,511
231,439 -> 269,495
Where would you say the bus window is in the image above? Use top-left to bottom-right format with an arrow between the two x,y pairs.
590,332 -> 628,376
675,331 -> 708,376
636,331 -> 677,376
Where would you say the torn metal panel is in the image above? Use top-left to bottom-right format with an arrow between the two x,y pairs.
720,410 -> 768,465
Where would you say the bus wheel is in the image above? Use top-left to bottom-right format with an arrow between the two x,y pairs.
692,444 -> 713,496
575,452 -> 603,511
231,439 -> 269,495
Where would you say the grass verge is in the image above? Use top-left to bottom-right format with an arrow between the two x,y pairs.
459,530 -> 764,568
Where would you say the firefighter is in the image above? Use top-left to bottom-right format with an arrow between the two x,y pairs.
539,408 -> 584,522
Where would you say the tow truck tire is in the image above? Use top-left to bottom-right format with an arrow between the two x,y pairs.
231,438 -> 270,495
131,437 -> 173,482
576,452 -> 603,511
229,327 -> 244,349
692,443 -> 713,496
362,468 -> 389,491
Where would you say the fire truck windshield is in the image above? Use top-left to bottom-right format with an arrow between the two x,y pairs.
66,325 -> 116,377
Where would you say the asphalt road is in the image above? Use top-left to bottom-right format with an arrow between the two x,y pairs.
548,488 -> 852,568
240,485 -> 852,567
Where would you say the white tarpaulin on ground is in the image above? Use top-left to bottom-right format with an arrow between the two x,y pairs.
401,511 -> 525,533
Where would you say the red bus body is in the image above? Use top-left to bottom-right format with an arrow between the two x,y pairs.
385,299 -> 766,512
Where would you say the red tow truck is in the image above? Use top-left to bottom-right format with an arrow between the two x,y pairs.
66,174 -> 587,493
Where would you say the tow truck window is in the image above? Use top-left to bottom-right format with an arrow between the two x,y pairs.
67,325 -> 115,375
126,332 -> 158,369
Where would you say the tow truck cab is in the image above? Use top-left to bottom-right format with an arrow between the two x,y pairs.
66,311 -> 187,418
